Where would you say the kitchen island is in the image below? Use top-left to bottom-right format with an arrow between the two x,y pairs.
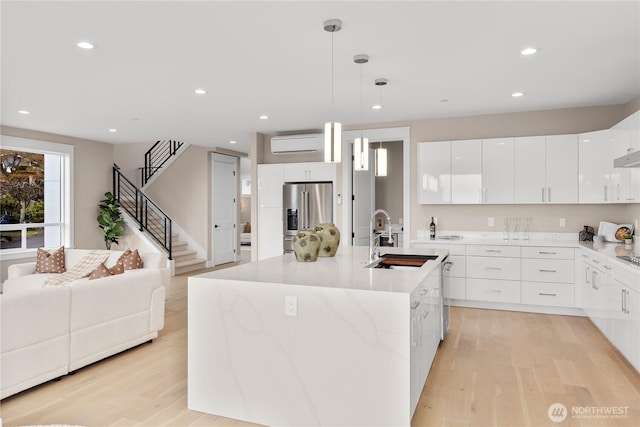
188,246 -> 448,427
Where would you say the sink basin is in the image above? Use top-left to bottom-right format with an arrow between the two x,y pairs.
365,254 -> 438,269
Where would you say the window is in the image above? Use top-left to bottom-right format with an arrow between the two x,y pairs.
0,136 -> 73,254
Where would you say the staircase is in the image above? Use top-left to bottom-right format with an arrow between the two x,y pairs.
113,164 -> 207,276
171,235 -> 206,275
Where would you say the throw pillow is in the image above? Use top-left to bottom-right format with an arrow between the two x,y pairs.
89,262 -> 125,280
118,248 -> 144,270
35,246 -> 66,273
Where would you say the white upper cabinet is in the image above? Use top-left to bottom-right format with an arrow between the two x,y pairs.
514,136 -> 546,203
418,141 -> 451,204
283,162 -> 336,182
578,129 -> 631,203
482,138 -> 514,204
515,135 -> 578,203
546,135 -> 578,203
257,164 -> 284,208
451,139 -> 482,204
610,111 -> 640,202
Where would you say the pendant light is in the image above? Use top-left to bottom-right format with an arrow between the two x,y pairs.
374,78 -> 388,177
324,19 -> 342,163
354,54 -> 369,171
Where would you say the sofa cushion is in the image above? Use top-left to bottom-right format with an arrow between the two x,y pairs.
2,273 -> 56,294
118,249 -> 144,270
35,246 -> 66,273
44,250 -> 111,286
89,262 -> 125,280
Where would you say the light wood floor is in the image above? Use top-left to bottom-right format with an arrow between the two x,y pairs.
2,260 -> 639,426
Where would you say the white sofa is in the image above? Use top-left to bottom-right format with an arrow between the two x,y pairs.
0,249 -> 168,399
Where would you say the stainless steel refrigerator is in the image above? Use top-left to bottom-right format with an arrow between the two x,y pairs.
283,182 -> 333,253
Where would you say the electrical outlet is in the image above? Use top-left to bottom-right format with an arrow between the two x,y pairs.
285,296 -> 297,317
488,217 -> 495,227
560,218 -> 566,228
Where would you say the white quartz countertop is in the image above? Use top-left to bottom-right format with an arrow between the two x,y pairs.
193,246 -> 448,294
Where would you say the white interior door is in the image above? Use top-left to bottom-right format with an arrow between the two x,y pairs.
352,146 -> 375,246
212,153 -> 237,265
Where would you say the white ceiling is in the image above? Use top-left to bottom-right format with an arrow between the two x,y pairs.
2,1 -> 639,154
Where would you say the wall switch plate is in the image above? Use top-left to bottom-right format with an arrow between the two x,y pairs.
560,218 -> 566,227
488,217 -> 495,227
285,296 -> 297,317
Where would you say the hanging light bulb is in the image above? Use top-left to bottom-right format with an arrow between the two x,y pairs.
354,54 -> 369,171
323,19 -> 342,163
374,78 -> 388,176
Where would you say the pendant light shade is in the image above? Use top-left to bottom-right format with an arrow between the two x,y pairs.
354,53 -> 369,171
375,145 -> 387,177
374,78 -> 388,177
323,19 -> 342,164
354,137 -> 369,171
324,121 -> 342,163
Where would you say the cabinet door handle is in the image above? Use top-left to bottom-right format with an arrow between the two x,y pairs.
486,267 -> 502,270
539,269 -> 557,273
621,289 -> 626,314
618,184 -> 621,201
604,185 -> 608,202
539,251 -> 557,255
488,289 -> 502,294
539,293 -> 557,297
411,300 -> 420,309
542,187 -> 545,202
478,188 -> 482,203
485,249 -> 502,253
483,188 -> 486,203
548,187 -> 551,203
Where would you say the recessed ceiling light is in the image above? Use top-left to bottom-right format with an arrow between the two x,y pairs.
194,89 -> 207,95
77,41 -> 94,49
372,104 -> 382,110
521,47 -> 539,56
259,115 -> 269,120
512,92 -> 525,97
18,110 -> 30,114
229,140 -> 237,144
108,128 -> 118,133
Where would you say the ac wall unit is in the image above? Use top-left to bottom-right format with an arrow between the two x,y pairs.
271,134 -> 323,155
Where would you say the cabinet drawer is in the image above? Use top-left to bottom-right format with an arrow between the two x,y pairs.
466,245 -> 520,258
521,246 -> 575,260
466,279 -> 521,304
522,282 -> 575,307
413,242 -> 465,255
466,256 -> 520,280
521,259 -> 574,283
444,255 -> 465,277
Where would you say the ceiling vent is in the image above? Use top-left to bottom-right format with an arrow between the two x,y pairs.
271,134 -> 323,155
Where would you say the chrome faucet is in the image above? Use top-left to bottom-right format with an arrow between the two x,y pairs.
369,209 -> 393,261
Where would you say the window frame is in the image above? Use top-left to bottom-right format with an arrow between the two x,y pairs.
0,135 -> 74,259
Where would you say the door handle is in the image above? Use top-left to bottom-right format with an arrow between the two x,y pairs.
548,187 -> 551,203
542,187 -> 545,202
214,224 -> 220,228
539,269 -> 557,273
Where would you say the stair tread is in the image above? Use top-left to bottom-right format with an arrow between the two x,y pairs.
173,249 -> 197,257
175,258 -> 207,268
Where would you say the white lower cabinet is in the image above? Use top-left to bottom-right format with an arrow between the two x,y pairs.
521,282 -> 574,307
466,256 -> 520,281
610,266 -> 640,372
466,279 -> 521,304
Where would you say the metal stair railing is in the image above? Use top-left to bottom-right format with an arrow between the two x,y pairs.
141,139 -> 184,186
113,164 -> 172,260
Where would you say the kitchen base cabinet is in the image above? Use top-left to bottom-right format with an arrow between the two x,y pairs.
521,282 -> 575,307
466,279 -> 521,304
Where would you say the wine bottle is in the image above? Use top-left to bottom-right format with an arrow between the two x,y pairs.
429,217 -> 436,240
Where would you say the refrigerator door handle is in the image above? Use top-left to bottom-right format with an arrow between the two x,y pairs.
304,191 -> 311,228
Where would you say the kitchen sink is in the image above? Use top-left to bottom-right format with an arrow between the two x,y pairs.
365,254 -> 438,269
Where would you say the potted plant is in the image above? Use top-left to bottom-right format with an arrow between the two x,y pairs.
97,191 -> 124,249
